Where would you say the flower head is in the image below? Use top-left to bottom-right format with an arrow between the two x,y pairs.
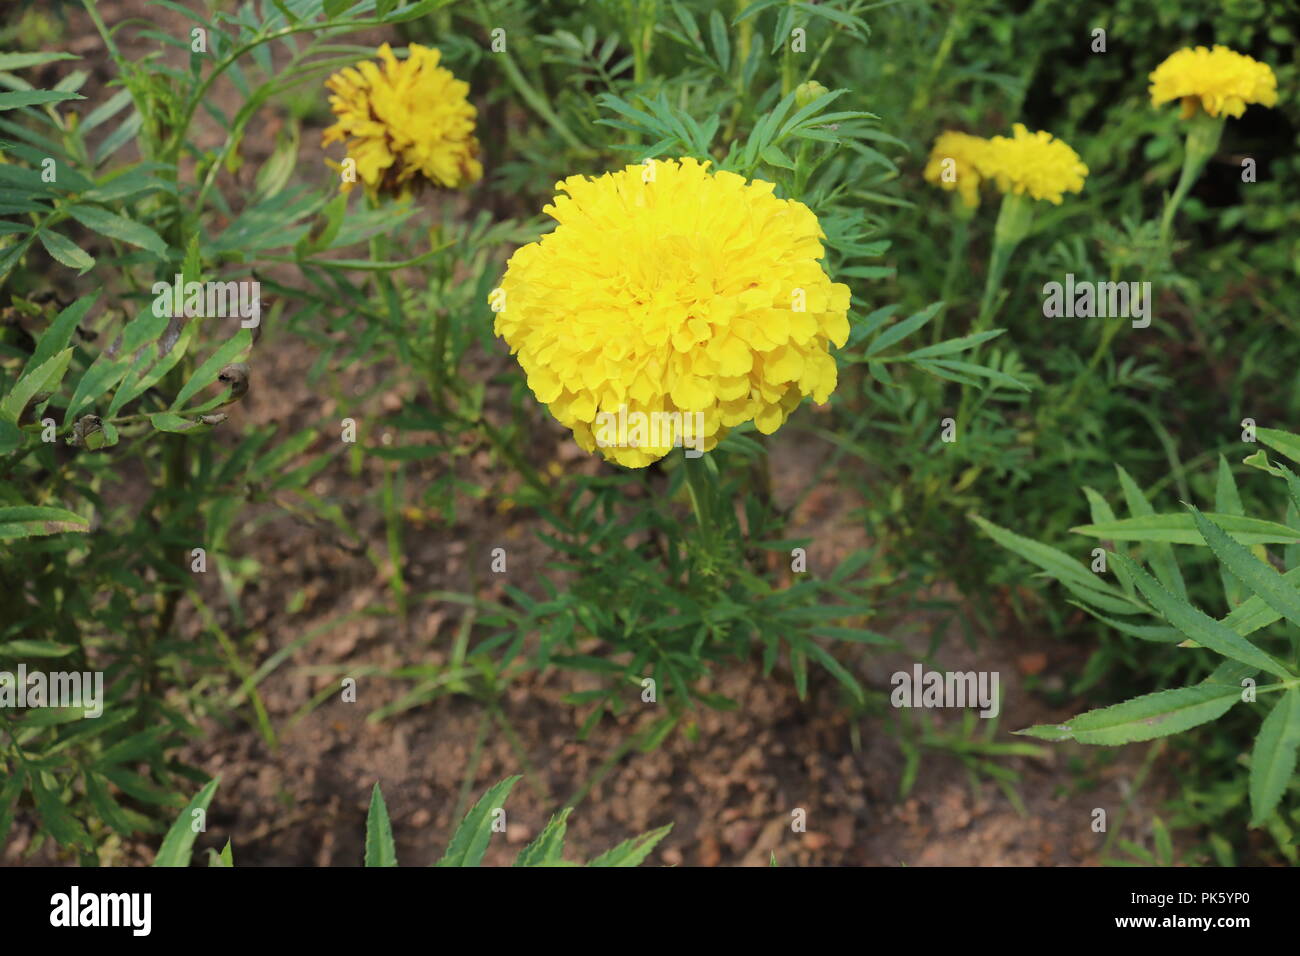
1149,45 -> 1277,119
322,43 -> 482,199
980,124 -> 1087,205
923,131 -> 992,208
491,158 -> 851,468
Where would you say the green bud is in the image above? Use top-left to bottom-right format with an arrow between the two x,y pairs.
795,80 -> 828,109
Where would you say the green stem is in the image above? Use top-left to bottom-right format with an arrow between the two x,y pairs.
957,191 -> 1032,429
681,448 -> 715,548
1158,111 -> 1225,248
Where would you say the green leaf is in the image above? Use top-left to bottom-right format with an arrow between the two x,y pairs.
709,9 -> 731,72
972,514 -> 1126,597
1073,513 -> 1300,546
513,808 -> 572,866
66,203 -> 168,257
30,774 -> 91,850
1152,816 -> 1173,865
903,329 -> 1004,359
805,640 -> 865,704
37,230 -> 94,273
25,293 -> 98,374
0,90 -> 83,111
1069,604 -> 1181,643
1115,465 -> 1185,598
865,301 -> 942,357
760,143 -> 794,169
208,841 -> 234,867
1111,552 -> 1292,679
171,328 -> 251,409
1258,427 -> 1300,464
3,639 -> 76,657
0,504 -> 89,539
364,783 -> 398,866
0,52 -> 80,71
149,412 -> 213,435
153,778 -> 220,867
0,419 -> 22,453
0,347 -> 72,424
587,824 -> 672,866
1017,683 -> 1241,745
1249,688 -> 1300,827
1188,506 -> 1300,631
435,776 -> 519,867
1215,455 -> 1247,606
1223,566 -> 1300,637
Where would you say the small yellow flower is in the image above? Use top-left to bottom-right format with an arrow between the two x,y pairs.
1149,45 -> 1277,119
980,124 -> 1087,205
923,131 -> 991,208
492,158 -> 851,469
322,43 -> 482,199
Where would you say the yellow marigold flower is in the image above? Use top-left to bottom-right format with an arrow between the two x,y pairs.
491,157 -> 851,469
1149,45 -> 1278,119
322,43 -> 482,198
923,131 -> 991,208
981,124 -> 1087,205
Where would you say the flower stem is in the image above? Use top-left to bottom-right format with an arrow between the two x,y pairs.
958,191 -> 1033,430
1158,110 -> 1225,248
681,448 -> 714,548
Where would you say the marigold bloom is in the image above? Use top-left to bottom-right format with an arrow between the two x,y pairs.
492,158 -> 851,468
980,124 -> 1087,205
923,131 -> 991,208
1149,45 -> 1277,119
322,43 -> 482,198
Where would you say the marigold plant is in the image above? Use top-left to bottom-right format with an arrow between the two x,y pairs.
980,123 -> 1088,206
923,131 -> 991,209
1149,45 -> 1278,119
323,42 -> 483,198
492,157 -> 851,468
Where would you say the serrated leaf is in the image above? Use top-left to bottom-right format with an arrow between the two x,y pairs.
66,203 -> 168,257
1189,506 -> 1300,632
1111,552 -> 1292,679
435,776 -> 519,867
37,229 -> 94,273
514,808 -> 571,867
587,824 -> 672,866
1017,684 -> 1240,745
